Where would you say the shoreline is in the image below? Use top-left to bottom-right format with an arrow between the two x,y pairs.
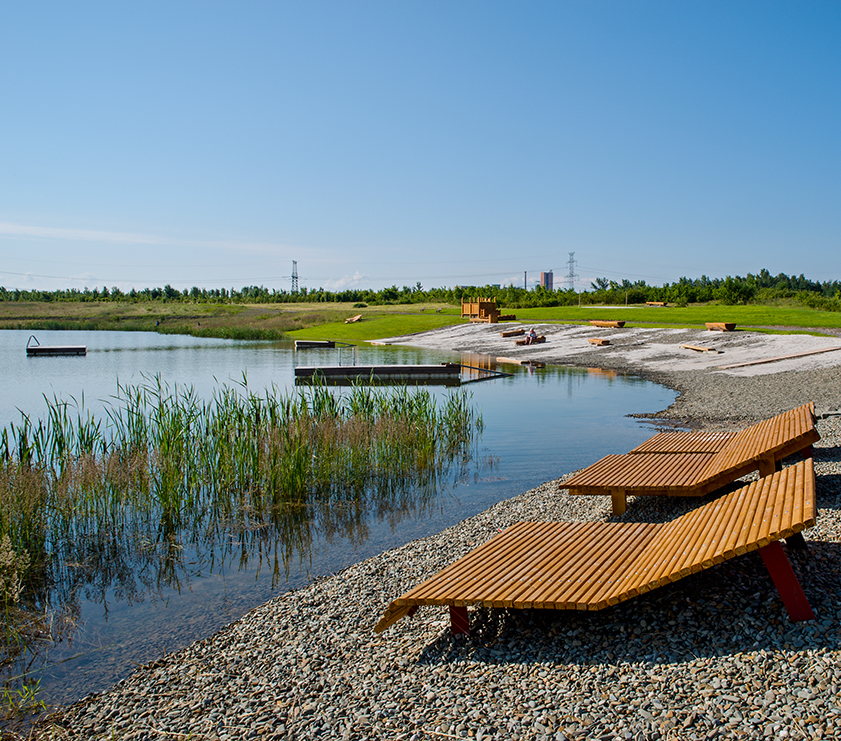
379,322 -> 841,426
46,327 -> 841,740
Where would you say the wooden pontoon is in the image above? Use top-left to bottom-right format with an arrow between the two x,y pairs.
565,403 -> 818,515
26,336 -> 86,356
294,340 -> 336,349
376,460 -> 816,635
295,363 -> 463,386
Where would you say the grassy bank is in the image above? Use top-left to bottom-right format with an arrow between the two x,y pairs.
2,299 -> 841,343
0,301 -> 465,341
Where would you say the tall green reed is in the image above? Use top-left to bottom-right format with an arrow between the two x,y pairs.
0,375 -> 482,588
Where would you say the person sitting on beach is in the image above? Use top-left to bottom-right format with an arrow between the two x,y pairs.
526,328 -> 538,345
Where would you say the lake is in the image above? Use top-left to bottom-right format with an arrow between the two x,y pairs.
3,329 -> 676,706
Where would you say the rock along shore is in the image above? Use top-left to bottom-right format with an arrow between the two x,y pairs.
51,325 -> 841,740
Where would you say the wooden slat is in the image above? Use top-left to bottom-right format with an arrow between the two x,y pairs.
630,430 -> 735,454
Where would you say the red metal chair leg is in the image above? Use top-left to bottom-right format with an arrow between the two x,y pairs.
449,605 -> 470,635
758,541 -> 815,621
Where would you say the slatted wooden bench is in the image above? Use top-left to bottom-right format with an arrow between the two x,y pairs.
646,301 -> 666,306
500,328 -> 525,338
375,460 -> 816,636
565,403 -> 818,515
589,320 -> 626,328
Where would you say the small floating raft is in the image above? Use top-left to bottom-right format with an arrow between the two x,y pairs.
26,335 -> 86,356
589,320 -> 625,328
295,340 -> 336,349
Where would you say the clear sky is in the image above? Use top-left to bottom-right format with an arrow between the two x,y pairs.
1,1 -> 839,293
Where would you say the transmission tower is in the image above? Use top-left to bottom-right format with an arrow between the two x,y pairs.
291,260 -> 299,294
565,252 -> 578,291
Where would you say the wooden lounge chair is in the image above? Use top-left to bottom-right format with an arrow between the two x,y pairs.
375,459 -> 816,636
564,403 -> 819,515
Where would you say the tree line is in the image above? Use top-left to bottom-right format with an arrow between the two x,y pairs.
1,269 -> 840,310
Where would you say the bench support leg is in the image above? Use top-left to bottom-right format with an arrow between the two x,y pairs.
611,491 -> 627,517
758,541 -> 815,622
758,456 -> 775,478
449,605 -> 470,636
801,445 -> 814,459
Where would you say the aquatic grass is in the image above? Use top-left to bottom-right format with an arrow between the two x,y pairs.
0,375 -> 482,594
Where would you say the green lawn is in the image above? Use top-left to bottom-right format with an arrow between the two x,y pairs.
289,305 -> 463,341
510,304 -> 841,330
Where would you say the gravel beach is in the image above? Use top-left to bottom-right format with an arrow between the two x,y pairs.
51,325 -> 841,740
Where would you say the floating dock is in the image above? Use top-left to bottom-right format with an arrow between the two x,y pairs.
295,340 -> 336,349
295,363 -> 464,386
26,336 -> 86,356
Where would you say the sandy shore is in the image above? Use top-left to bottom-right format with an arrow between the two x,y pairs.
49,325 -> 841,740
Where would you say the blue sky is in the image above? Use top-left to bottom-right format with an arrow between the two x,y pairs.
1,1 -> 839,293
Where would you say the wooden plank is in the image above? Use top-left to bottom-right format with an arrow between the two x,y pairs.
681,343 -> 720,354
717,346 -> 841,370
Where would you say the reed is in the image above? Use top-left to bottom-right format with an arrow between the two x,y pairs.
0,376 -> 482,596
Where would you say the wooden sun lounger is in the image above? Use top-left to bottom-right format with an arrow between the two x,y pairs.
565,403 -> 819,515
375,460 -> 816,636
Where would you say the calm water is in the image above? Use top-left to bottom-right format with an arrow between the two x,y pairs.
3,330 -> 676,705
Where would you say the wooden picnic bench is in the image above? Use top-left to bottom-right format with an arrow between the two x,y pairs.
564,403 -> 818,515
375,459 -> 816,636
